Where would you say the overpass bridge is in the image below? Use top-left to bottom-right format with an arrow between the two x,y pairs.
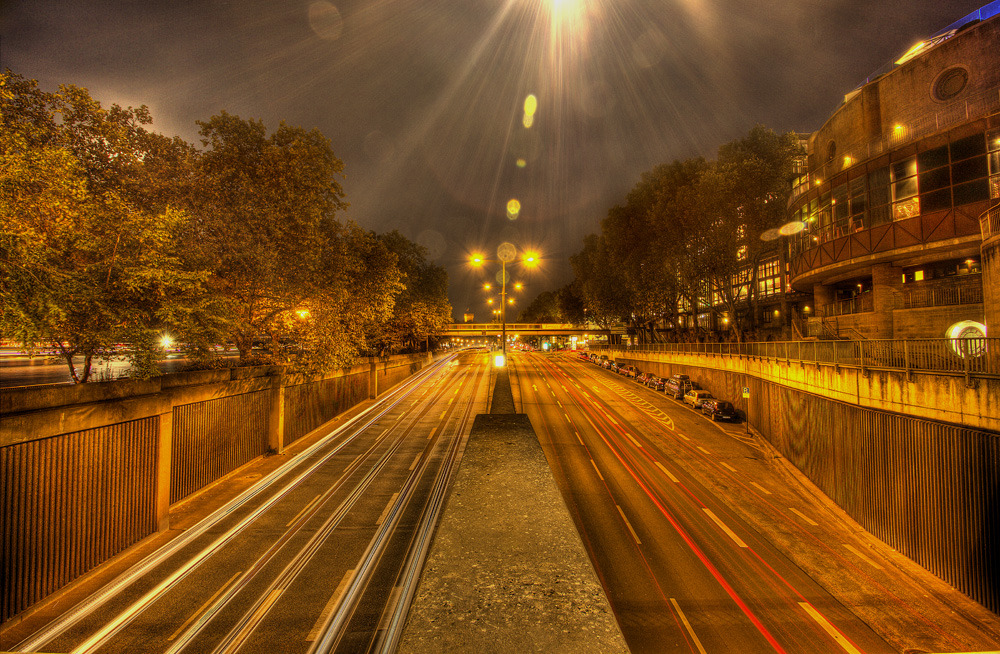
441,322 -> 626,338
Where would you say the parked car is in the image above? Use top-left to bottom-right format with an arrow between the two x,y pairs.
621,365 -> 639,378
684,389 -> 714,409
636,372 -> 651,385
647,376 -> 666,391
701,399 -> 736,421
665,376 -> 697,399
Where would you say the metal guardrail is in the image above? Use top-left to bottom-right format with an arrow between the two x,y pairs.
597,337 -> 1000,380
897,279 -> 983,310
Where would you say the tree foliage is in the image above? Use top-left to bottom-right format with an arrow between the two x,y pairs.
1,72 -> 204,381
2,72 -> 453,381
569,125 -> 801,341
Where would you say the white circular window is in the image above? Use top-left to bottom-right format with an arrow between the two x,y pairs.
947,320 -> 987,357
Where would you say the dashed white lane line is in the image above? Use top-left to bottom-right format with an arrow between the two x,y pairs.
750,481 -> 772,495
655,461 -> 680,483
307,571 -> 353,641
627,434 -> 643,448
409,453 -> 421,470
798,602 -> 863,654
721,462 -> 738,472
285,494 -> 322,528
616,505 -> 642,545
843,544 -> 884,570
377,493 -> 400,525
590,459 -> 604,480
575,432 -> 584,445
703,508 -> 748,548
669,598 -> 708,654
697,446 -> 711,455
790,507 -> 819,526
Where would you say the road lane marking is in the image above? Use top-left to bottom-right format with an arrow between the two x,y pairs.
655,461 -> 680,483
439,410 -> 447,419
378,428 -> 390,440
557,401 -> 563,408
627,434 -> 643,448
448,398 -> 454,405
750,481 -> 771,495
843,544 -> 884,570
798,602 -> 863,654
616,505 -> 641,545
564,413 -> 572,423
409,453 -> 421,470
377,493 -> 400,525
377,586 -> 403,632
532,384 -> 538,391
790,508 -> 819,526
703,509 -> 748,548
721,462 -> 737,472
697,446 -> 711,455
285,494 -> 322,527
307,571 -> 353,641
669,598 -> 707,654
575,432 -> 584,445
222,588 -> 283,653
168,572 -> 242,641
675,432 -> 690,441
590,459 -> 604,480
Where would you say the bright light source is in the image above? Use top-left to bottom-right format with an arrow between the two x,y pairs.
161,335 -> 173,349
494,354 -> 506,367
471,253 -> 484,266
484,283 -> 492,290
514,282 -> 523,290
523,251 -> 540,266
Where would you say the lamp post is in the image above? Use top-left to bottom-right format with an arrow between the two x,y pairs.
470,243 -> 539,362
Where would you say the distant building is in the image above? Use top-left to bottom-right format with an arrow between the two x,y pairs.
463,312 -> 475,323
786,2 -> 1000,340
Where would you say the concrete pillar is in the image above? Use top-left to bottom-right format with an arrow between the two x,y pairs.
982,229 -> 1000,337
813,283 -> 834,317
154,395 -> 173,532
871,263 -> 900,339
267,367 -> 285,454
369,357 -> 379,400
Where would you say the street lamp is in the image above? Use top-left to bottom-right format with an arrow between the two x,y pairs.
470,242 -> 540,361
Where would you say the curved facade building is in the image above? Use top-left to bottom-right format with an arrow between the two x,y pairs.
787,5 -> 1000,339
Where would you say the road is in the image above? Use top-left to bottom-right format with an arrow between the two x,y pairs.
8,351 -> 489,654
510,352 -> 992,654
0,355 -> 214,387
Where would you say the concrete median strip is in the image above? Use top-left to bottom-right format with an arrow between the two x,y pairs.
398,367 -> 627,653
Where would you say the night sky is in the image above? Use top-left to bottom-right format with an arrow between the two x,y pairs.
2,0 -> 988,320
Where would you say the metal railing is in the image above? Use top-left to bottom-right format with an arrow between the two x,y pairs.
597,337 -> 1000,380
981,200 -> 1000,240
824,293 -> 874,317
896,278 -> 983,310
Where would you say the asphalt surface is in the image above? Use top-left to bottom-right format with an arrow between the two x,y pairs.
512,352 -> 1000,654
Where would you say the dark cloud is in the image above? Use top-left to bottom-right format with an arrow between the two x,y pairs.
2,0 -> 989,319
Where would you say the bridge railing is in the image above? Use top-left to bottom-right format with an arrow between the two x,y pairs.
595,337 -> 1000,380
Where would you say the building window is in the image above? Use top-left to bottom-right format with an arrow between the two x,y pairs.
891,156 -> 920,220
987,128 -> 1000,199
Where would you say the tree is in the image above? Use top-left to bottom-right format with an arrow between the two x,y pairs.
517,290 -> 560,323
192,111 -> 350,362
367,231 -> 451,355
1,72 -> 204,382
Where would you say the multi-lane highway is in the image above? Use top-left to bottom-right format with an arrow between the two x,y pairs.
9,351 -> 490,654
511,351 -> 991,654
7,348 -> 999,654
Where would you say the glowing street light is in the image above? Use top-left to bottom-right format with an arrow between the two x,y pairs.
469,243 -> 541,358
